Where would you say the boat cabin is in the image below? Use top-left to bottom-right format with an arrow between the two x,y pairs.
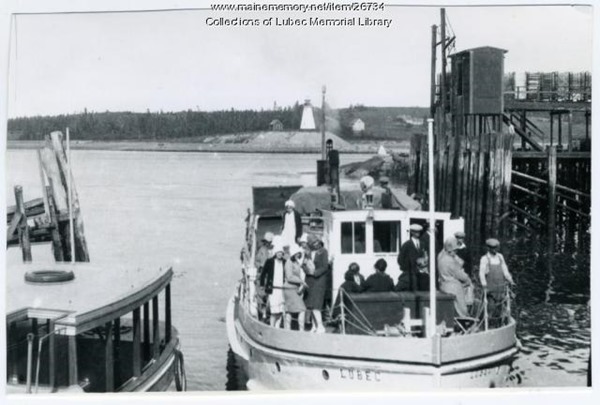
320,209 -> 463,299
6,262 -> 182,393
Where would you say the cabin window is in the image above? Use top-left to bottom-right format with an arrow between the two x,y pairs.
341,221 -> 366,254
373,221 -> 400,253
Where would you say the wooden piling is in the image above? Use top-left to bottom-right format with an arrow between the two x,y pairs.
14,186 -> 32,262
38,131 -> 89,262
547,147 -> 557,254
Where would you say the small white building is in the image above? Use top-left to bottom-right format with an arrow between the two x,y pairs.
351,118 -> 365,133
269,119 -> 283,131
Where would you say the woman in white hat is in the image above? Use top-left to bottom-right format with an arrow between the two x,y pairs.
283,245 -> 308,330
437,236 -> 473,318
258,236 -> 287,328
281,199 -> 302,247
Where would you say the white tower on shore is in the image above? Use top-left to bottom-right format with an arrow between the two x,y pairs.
300,99 -> 316,131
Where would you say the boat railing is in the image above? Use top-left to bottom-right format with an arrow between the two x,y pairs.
32,326 -> 67,393
326,285 -> 515,337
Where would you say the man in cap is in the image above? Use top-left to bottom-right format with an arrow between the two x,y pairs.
396,223 -> 426,291
479,238 -> 514,326
379,176 -> 393,209
281,199 -> 302,246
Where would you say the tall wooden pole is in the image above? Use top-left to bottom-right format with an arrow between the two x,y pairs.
430,24 -> 437,119
440,8 -> 447,143
321,85 -> 326,160
66,127 -> 75,263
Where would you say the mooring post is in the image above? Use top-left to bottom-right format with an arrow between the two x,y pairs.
547,146 -> 557,302
14,186 -> 32,262
567,111 -> 573,152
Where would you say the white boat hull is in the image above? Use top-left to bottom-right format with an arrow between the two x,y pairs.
226,296 -> 518,391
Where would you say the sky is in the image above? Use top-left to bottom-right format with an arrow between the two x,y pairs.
6,3 -> 594,117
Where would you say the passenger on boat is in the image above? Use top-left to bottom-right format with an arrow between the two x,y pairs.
303,234 -> 330,333
255,232 -> 274,275
379,176 -> 393,209
479,238 -> 514,324
299,233 -> 314,276
342,262 -> 365,293
437,236 -> 473,318
331,262 -> 365,322
254,232 -> 274,320
283,245 -> 308,330
281,199 -> 302,246
259,237 -> 287,328
363,258 -> 394,292
454,231 -> 472,276
396,224 -> 426,291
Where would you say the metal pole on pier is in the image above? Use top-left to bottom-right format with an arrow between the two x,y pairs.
66,127 -> 75,263
440,8 -> 447,142
430,24 -> 437,119
321,85 -> 327,160
427,118 -> 437,337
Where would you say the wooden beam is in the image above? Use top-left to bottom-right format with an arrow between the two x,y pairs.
152,296 -> 160,358
511,184 -> 545,200
504,99 -> 591,112
143,302 -> 150,362
105,321 -> 114,392
513,151 -> 590,159
508,203 -> 546,225
165,284 -> 172,343
48,320 -> 56,392
68,335 -> 78,386
132,308 -> 141,377
568,111 -> 573,152
547,147 -> 557,252
47,186 -> 64,262
114,317 -> 121,388
14,186 -> 32,262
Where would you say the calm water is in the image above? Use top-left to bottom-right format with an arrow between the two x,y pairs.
5,150 -> 590,390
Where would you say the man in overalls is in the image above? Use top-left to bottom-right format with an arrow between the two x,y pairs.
478,238 -> 515,327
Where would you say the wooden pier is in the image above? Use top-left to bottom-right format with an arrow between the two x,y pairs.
6,131 -> 89,262
408,9 -> 591,268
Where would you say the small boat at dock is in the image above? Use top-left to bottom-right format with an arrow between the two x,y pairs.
6,262 -> 186,393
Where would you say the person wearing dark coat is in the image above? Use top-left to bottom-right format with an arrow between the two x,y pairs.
332,263 -> 364,322
258,237 -> 286,327
363,259 -> 394,292
396,223 -> 425,291
340,262 -> 365,294
304,234 -> 330,333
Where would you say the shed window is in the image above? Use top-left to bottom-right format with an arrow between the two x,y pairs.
341,222 -> 366,254
373,221 -> 400,253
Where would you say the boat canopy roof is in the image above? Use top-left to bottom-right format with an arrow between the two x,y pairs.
290,185 -> 421,214
7,261 -> 172,335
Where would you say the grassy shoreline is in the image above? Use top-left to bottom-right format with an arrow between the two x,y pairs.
6,140 -> 411,154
